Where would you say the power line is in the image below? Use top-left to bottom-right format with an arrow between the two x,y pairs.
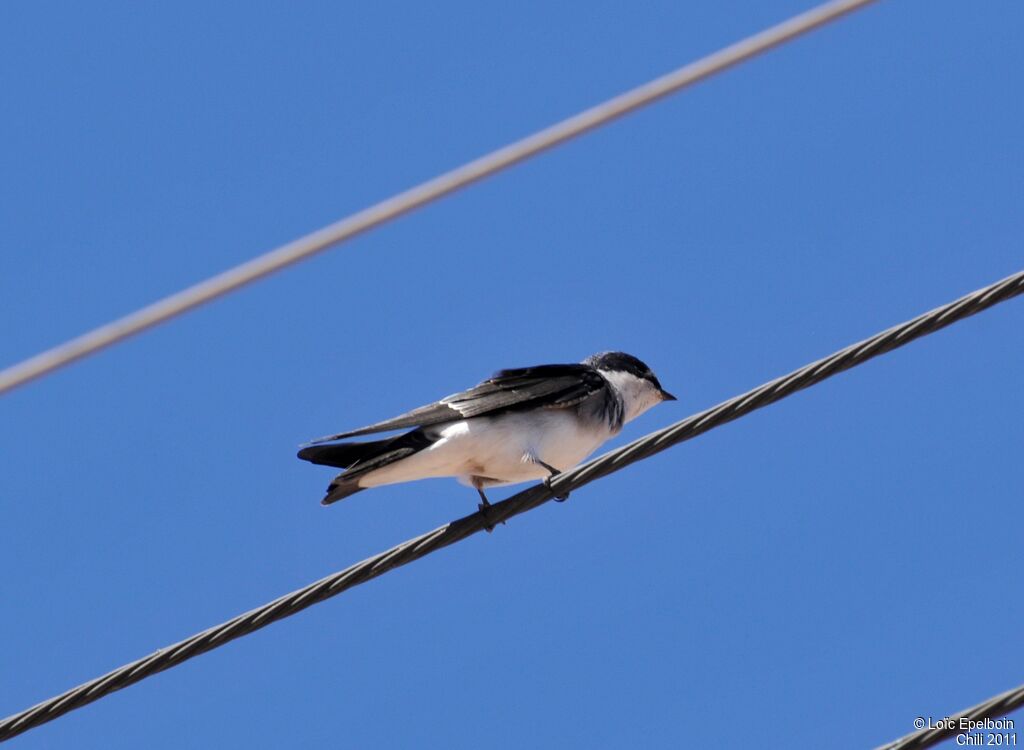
2,268 -> 1020,743
0,0 -> 878,397
875,683 -> 1024,750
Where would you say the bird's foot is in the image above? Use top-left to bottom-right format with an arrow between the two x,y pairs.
546,479 -> 570,502
536,460 -> 570,502
476,489 -> 503,533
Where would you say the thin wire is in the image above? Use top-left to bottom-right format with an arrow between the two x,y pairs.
0,0 -> 878,397
875,683 -> 1024,750
2,268 -> 1020,743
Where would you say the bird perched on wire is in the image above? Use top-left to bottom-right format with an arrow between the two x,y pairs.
298,351 -> 675,520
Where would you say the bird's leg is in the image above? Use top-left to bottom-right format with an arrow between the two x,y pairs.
473,479 -> 502,532
534,459 -> 570,502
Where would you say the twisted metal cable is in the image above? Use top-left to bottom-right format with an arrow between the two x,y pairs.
875,683 -> 1024,750
0,0 -> 878,396
2,268 -> 1022,742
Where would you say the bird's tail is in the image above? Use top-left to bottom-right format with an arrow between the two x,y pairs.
297,440 -> 392,469
319,476 -> 366,505
297,440 -> 393,506
298,430 -> 433,506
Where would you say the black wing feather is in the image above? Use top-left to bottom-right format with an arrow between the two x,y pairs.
306,363 -> 604,443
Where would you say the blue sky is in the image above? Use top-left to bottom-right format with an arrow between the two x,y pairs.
2,1 -> 1022,747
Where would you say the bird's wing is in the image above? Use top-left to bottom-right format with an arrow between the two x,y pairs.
305,363 -> 605,442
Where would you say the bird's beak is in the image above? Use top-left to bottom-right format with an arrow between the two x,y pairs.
660,389 -> 677,401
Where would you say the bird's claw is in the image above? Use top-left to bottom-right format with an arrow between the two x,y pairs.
475,489 -> 504,533
543,474 -> 569,502
477,501 -> 497,532
537,460 -> 570,502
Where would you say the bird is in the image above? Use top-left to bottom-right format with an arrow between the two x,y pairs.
297,351 -> 675,522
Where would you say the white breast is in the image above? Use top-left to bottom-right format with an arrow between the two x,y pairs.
358,410 -> 615,490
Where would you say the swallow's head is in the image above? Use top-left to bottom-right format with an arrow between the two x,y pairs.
585,351 -> 676,422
